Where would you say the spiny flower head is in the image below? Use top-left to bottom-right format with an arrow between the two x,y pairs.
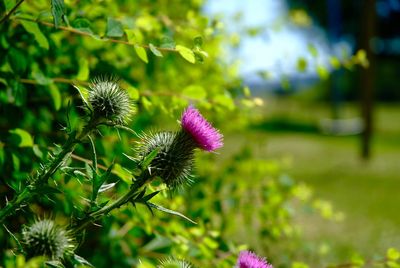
22,219 -> 76,260
136,131 -> 194,188
158,257 -> 193,268
236,251 -> 273,268
88,77 -> 135,124
181,106 -> 223,152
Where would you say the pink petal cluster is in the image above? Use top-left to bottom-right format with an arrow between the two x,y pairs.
237,251 -> 273,268
181,106 -> 223,152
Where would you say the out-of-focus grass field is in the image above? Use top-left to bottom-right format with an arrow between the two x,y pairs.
226,96 -> 400,264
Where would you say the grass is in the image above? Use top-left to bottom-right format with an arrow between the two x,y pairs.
224,98 -> 400,266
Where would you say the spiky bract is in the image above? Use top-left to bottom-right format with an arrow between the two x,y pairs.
158,257 -> 193,268
136,131 -> 195,188
22,219 -> 75,260
88,77 -> 135,124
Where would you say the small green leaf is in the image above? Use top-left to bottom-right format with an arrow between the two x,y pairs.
182,85 -> 206,100
141,148 -> 159,169
134,45 -> 148,63
51,0 -> 66,28
73,84 -> 89,108
106,17 -> 123,37
160,36 -> 175,49
296,57 -> 307,72
387,248 -> 400,261
9,128 -> 33,147
49,84 -> 62,111
20,20 -> 49,50
147,202 -> 197,224
8,48 -> 27,74
71,18 -> 93,34
194,36 -> 203,47
73,255 -> 94,267
213,94 -> 235,110
149,43 -> 163,57
176,45 -> 195,64
316,65 -> 329,80
77,58 -> 89,80
308,43 -> 318,57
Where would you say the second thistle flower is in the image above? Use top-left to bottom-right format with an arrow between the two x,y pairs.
137,106 -> 223,188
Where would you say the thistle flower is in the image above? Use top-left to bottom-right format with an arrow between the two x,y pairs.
136,106 -> 223,188
181,105 -> 223,152
236,251 -> 273,268
22,219 -> 76,260
158,257 -> 193,268
87,77 -> 135,124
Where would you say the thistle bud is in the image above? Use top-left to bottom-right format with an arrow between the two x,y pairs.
137,131 -> 195,188
88,77 -> 135,125
22,219 -> 76,260
136,106 -> 223,188
158,257 -> 193,268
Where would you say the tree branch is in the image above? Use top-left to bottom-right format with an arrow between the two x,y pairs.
0,0 -> 25,24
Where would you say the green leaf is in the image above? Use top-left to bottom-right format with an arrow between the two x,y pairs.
71,18 -> 93,34
134,45 -> 148,63
49,84 -> 62,111
160,36 -> 175,49
176,45 -> 195,64
7,48 -> 27,74
387,248 -> 400,261
72,254 -> 94,267
307,43 -> 318,57
113,163 -> 132,184
194,36 -> 203,47
45,260 -> 64,268
20,20 -> 49,50
77,58 -> 89,80
147,202 -> 197,224
51,0 -> 66,28
182,85 -> 206,100
9,128 -> 34,147
73,84 -> 89,108
213,94 -> 235,110
296,57 -> 307,72
316,65 -> 329,80
106,17 -> 123,37
149,43 -> 163,57
141,148 -> 159,170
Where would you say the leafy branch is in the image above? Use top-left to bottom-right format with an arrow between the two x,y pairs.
13,17 -> 177,52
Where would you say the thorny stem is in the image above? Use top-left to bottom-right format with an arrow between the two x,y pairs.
0,117 -> 100,223
13,17 -> 177,52
71,171 -> 152,233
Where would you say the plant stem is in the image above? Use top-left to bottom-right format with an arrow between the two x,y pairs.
72,173 -> 150,233
0,0 -> 25,24
0,117 -> 99,223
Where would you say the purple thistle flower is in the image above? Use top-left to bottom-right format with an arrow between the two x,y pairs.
237,251 -> 273,268
181,106 -> 223,152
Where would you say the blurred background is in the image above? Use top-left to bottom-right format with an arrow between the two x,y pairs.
206,0 -> 400,265
0,0 -> 399,267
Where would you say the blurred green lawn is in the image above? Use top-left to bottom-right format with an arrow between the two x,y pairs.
225,98 -> 400,264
